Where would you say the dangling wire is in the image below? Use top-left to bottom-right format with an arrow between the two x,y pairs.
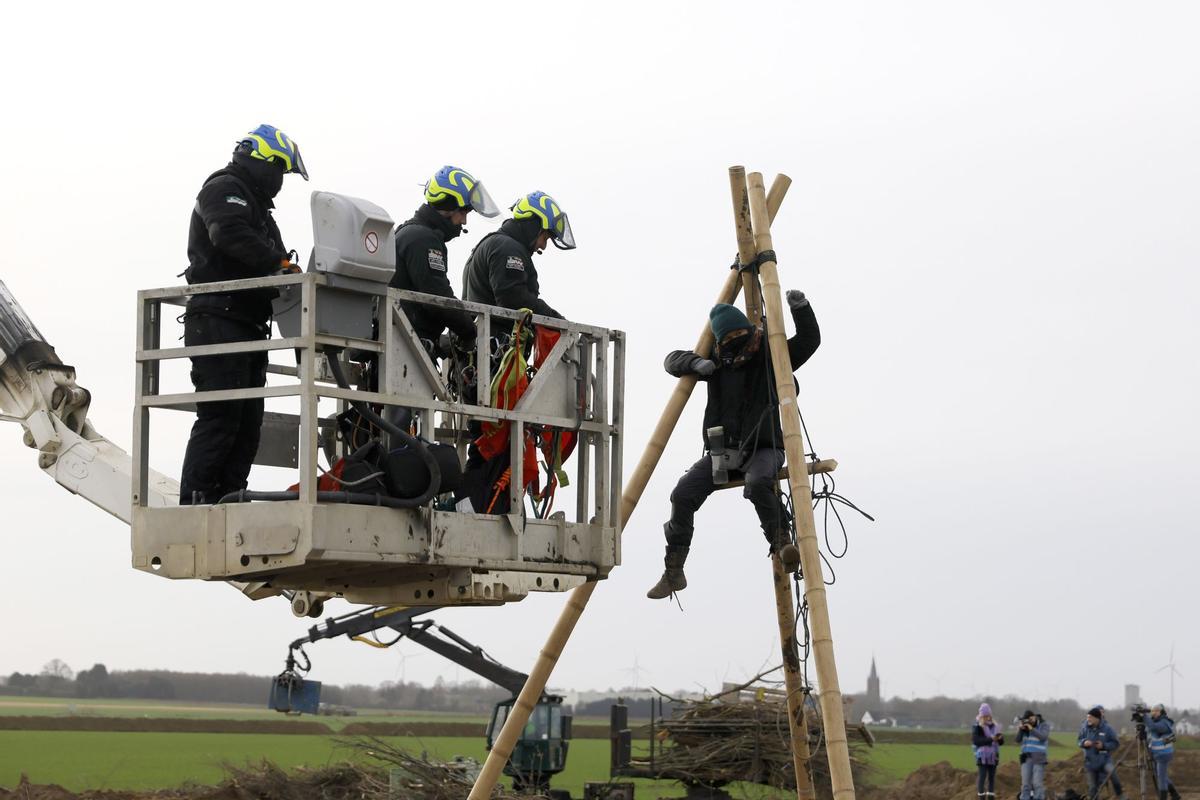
738,265 -> 876,729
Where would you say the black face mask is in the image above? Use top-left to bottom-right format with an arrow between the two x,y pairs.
716,327 -> 761,368
232,153 -> 285,199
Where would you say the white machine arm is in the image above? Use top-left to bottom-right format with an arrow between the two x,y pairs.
0,281 -> 284,603
0,280 -> 178,522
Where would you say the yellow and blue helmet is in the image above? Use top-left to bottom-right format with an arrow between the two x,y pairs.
424,166 -> 499,217
237,124 -> 308,180
512,191 -> 576,250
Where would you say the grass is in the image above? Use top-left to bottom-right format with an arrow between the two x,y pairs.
0,731 -> 689,798
6,708 -> 1173,797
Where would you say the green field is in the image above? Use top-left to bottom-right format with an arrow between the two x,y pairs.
5,698 -> 1182,797
0,731 -> 688,798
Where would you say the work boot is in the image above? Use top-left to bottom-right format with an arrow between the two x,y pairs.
770,528 -> 801,574
646,545 -> 688,600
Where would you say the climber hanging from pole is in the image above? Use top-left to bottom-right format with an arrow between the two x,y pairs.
647,286 -> 821,600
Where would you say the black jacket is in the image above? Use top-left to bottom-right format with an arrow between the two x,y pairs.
389,204 -> 476,343
664,301 -> 820,450
185,160 -> 286,325
462,219 -> 562,334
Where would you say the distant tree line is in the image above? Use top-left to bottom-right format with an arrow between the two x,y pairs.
0,659 -> 508,713
5,661 -> 1194,724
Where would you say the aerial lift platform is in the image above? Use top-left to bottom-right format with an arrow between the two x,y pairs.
1,191 -> 624,614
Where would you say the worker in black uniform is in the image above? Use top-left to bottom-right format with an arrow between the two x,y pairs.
462,190 -> 574,334
179,124 -> 308,505
456,191 -> 575,513
390,165 -> 500,348
647,291 -> 821,599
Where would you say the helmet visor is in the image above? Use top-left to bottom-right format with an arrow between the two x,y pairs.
550,212 -> 576,250
467,180 -> 500,217
290,145 -> 309,180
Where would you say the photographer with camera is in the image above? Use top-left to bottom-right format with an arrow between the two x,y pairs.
1016,709 -> 1050,800
1137,703 -> 1181,800
972,703 -> 1005,800
1079,706 -> 1126,800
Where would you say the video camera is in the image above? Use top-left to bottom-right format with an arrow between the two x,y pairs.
1130,703 -> 1151,724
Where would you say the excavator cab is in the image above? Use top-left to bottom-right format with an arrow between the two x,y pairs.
486,696 -> 572,794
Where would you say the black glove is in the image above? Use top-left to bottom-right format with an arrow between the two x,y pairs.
665,350 -> 714,378
786,290 -> 808,309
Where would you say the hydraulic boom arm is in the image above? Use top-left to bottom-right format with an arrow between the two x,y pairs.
0,280 -> 179,521
285,605 -> 531,696
0,281 -> 283,602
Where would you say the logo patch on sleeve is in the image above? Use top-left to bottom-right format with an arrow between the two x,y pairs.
505,256 -> 525,271
427,249 -> 446,271
225,195 -> 248,206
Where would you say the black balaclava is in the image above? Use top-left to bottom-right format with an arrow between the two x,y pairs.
501,216 -> 546,255
421,201 -> 464,241
232,152 -> 285,199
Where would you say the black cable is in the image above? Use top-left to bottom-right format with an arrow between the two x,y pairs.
218,488 -> 425,508
220,354 -> 442,509
326,350 -> 441,506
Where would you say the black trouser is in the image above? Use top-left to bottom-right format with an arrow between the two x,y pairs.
976,762 -> 997,794
665,448 -> 787,547
179,314 -> 268,505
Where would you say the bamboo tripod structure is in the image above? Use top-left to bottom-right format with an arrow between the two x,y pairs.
467,172 -> 851,799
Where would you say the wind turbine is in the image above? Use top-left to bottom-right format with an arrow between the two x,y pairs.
1155,643 -> 1183,708
623,655 -> 648,692
396,650 -> 423,685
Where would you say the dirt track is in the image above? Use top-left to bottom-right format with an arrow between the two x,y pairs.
0,716 -> 332,735
0,716 -> 610,739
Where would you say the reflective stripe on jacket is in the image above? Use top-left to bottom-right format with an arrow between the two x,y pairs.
1019,721 -> 1050,757
1147,716 -> 1175,758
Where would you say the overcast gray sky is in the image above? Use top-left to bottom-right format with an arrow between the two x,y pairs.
1,1 -> 1197,714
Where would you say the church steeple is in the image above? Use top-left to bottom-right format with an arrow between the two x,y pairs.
866,656 -> 881,709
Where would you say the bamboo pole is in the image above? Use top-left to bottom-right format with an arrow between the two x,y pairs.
733,165 -> 811,800
466,177 -> 792,800
746,170 -> 856,799
772,551 -> 815,799
729,166 -> 763,324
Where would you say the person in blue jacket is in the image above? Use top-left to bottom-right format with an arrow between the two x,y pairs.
1016,709 -> 1050,800
1143,703 -> 1181,800
1078,706 -> 1126,800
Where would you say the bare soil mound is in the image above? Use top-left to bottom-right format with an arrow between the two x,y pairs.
866,750 -> 1200,800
